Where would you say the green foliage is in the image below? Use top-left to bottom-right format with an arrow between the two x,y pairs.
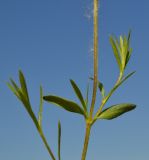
106,71 -> 136,102
58,121 -> 61,160
70,79 -> 87,112
6,0 -> 137,159
8,30 -> 136,159
7,70 -> 56,160
43,95 -> 86,117
110,31 -> 132,74
89,77 -> 105,98
98,81 -> 105,98
7,35 -> 136,160
7,71 -> 39,130
85,83 -> 89,108
38,86 -> 43,127
97,103 -> 136,120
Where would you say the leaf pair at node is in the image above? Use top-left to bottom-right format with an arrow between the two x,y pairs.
7,70 -> 40,130
43,79 -> 88,119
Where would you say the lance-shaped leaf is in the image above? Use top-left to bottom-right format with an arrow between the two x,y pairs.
127,30 -> 131,49
109,71 -> 136,97
90,77 -> 105,98
85,83 -> 89,107
38,86 -> 43,127
7,79 -> 21,99
43,95 -> 85,116
58,121 -> 61,160
110,36 -> 122,71
19,70 -> 30,102
7,71 -> 39,130
98,103 -> 136,120
98,81 -> 105,98
117,71 -> 136,89
70,79 -> 86,111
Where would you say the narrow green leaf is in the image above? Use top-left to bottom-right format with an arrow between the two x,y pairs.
119,71 -> 136,87
38,86 -> 43,127
7,82 -> 20,99
125,31 -> 132,67
110,36 -> 121,70
123,36 -> 128,57
113,36 -> 121,53
127,30 -> 131,47
85,83 -> 89,108
58,121 -> 61,160
98,81 -> 105,98
70,79 -> 86,111
125,49 -> 132,67
43,95 -> 85,116
98,103 -> 136,120
19,70 -> 30,102
10,78 -> 21,93
16,87 -> 39,130
120,36 -> 124,52
110,71 -> 135,95
89,77 -> 105,98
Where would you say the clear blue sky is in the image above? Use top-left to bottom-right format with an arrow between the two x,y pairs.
0,0 -> 148,160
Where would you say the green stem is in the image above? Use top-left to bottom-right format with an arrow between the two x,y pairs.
38,129 -> 56,160
28,104 -> 56,160
81,122 -> 91,160
81,0 -> 99,159
89,0 -> 99,118
93,72 -> 124,124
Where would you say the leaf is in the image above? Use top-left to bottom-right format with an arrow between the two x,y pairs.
58,121 -> 61,160
110,36 -> 121,70
98,81 -> 105,98
127,30 -> 131,47
118,71 -> 136,87
19,70 -> 30,102
70,79 -> 86,111
89,77 -> 105,98
17,87 -> 39,130
110,71 -> 136,95
85,83 -> 89,107
98,103 -> 136,120
38,86 -> 43,127
120,36 -> 124,54
8,72 -> 39,131
43,95 -> 85,116
7,82 -> 20,99
125,31 -> 132,67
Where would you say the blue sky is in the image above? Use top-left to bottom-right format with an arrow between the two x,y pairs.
0,0 -> 148,160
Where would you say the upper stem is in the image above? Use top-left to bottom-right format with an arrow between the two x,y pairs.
90,0 -> 99,118
81,0 -> 99,160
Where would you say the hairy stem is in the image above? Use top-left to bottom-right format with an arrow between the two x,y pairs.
90,0 -> 99,118
81,0 -> 99,159
81,122 -> 91,160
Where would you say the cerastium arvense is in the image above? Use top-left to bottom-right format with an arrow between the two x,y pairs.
8,0 -> 136,160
